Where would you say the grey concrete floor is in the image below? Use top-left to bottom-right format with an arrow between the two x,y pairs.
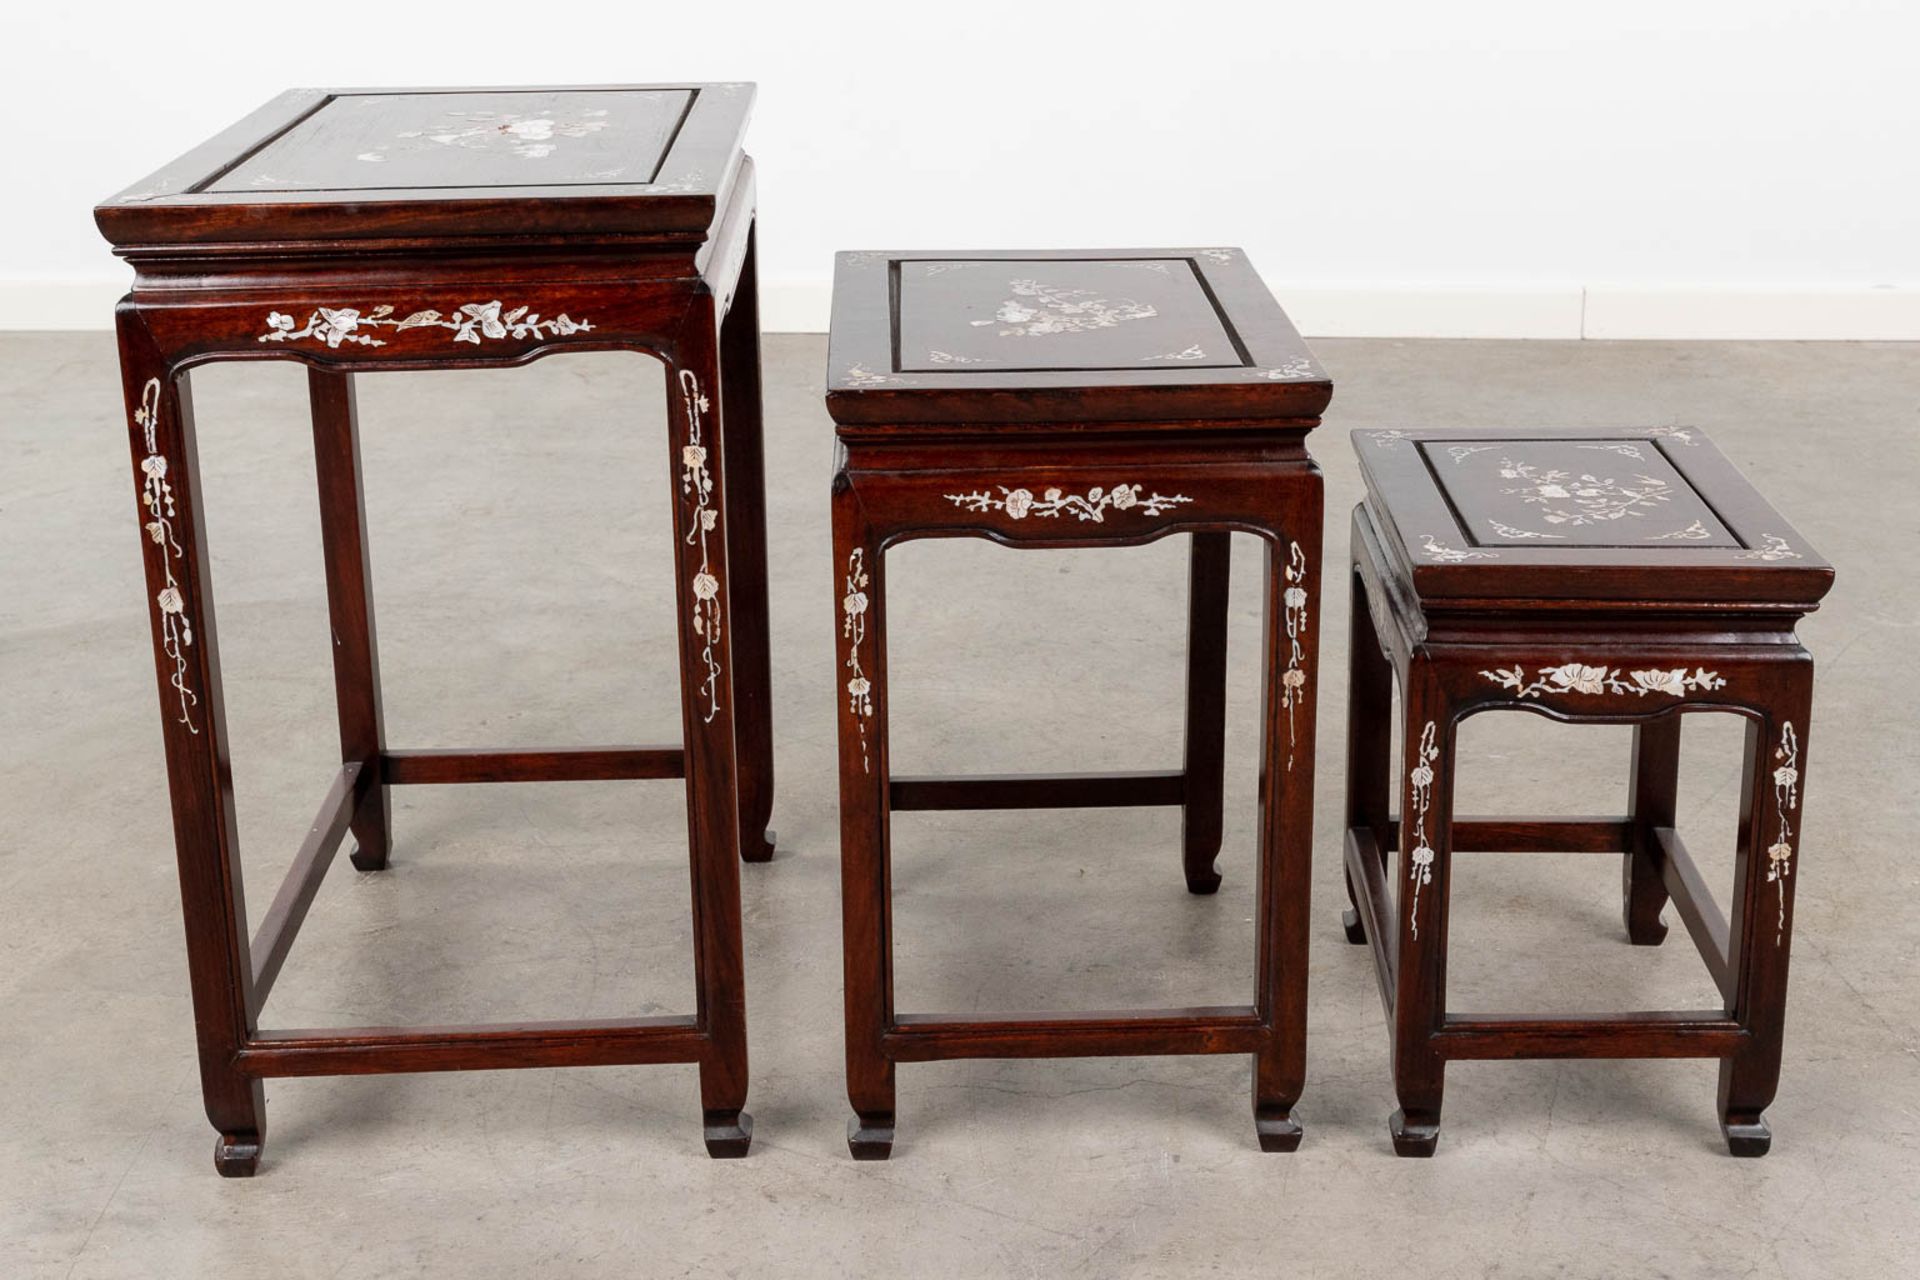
2,332 -> 1916,1277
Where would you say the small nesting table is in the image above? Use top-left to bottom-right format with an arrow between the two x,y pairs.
1342,427 -> 1832,1155
96,84 -> 774,1172
824,249 -> 1332,1157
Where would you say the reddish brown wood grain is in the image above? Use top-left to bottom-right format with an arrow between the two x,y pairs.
1340,428 -> 1829,1157
99,85 -> 772,1174
826,248 -> 1327,1158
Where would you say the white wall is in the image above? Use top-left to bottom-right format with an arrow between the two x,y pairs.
4,0 -> 1916,337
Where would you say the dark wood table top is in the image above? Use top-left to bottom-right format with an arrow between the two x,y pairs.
1355,427 -> 1833,609
96,83 -> 754,251
825,249 -> 1331,429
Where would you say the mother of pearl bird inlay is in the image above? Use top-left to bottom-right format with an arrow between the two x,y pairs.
970,279 -> 1158,337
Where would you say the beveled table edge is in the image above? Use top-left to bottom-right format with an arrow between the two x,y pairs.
96,82 -> 756,250
824,247 -> 1332,426
1351,426 -> 1834,610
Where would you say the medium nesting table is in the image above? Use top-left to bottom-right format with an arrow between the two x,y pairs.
96,83 -> 774,1172
1342,427 -> 1833,1155
825,249 -> 1332,1156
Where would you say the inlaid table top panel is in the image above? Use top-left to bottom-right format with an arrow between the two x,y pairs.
895,258 -> 1240,372
1427,437 -> 1740,548
826,248 -> 1331,429
1355,427 -> 1833,609
95,83 -> 754,249
209,89 -> 692,193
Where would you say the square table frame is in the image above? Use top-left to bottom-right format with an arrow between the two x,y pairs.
1339,427 -> 1833,1156
825,247 -> 1334,1157
102,109 -> 773,1174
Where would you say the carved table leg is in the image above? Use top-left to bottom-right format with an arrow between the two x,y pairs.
309,368 -> 391,872
1390,662 -> 1451,1156
118,313 -> 268,1175
1624,715 -> 1681,945
668,313 -> 752,1157
1180,532 -> 1230,894
1343,560 -> 1394,946
720,223 -> 776,863
1719,674 -> 1813,1156
833,479 -> 895,1159
1251,502 -> 1319,1151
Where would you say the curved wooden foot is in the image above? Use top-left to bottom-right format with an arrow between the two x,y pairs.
847,1112 -> 895,1160
348,845 -> 389,872
213,1131 -> 263,1177
741,828 -> 777,864
1342,906 -> 1368,945
1389,1108 -> 1440,1157
1184,863 -> 1222,895
1721,1113 -> 1772,1157
1254,1108 -> 1303,1152
1622,855 -> 1668,945
1624,909 -> 1669,946
702,1109 -> 753,1158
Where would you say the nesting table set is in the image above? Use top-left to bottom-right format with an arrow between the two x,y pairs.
98,84 -> 1833,1174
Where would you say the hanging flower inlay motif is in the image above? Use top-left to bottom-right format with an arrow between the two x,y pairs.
678,369 -> 723,723
132,378 -> 199,733
842,549 -> 874,773
1407,722 -> 1440,938
1767,722 -> 1800,947
1281,542 -> 1309,770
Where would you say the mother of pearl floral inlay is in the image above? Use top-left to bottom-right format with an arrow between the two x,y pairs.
260,302 -> 592,349
843,365 -> 909,387
970,279 -> 1157,337
356,108 -> 611,163
1419,534 -> 1496,562
1578,442 -> 1648,460
1486,519 -> 1562,541
944,483 -> 1193,523
842,549 -> 873,773
133,378 -> 199,733
1737,534 -> 1800,561
1281,542 -> 1309,770
678,369 -> 723,723
1479,663 -> 1726,700
1767,722 -> 1800,946
1498,457 -> 1673,528
1406,721 -> 1440,938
